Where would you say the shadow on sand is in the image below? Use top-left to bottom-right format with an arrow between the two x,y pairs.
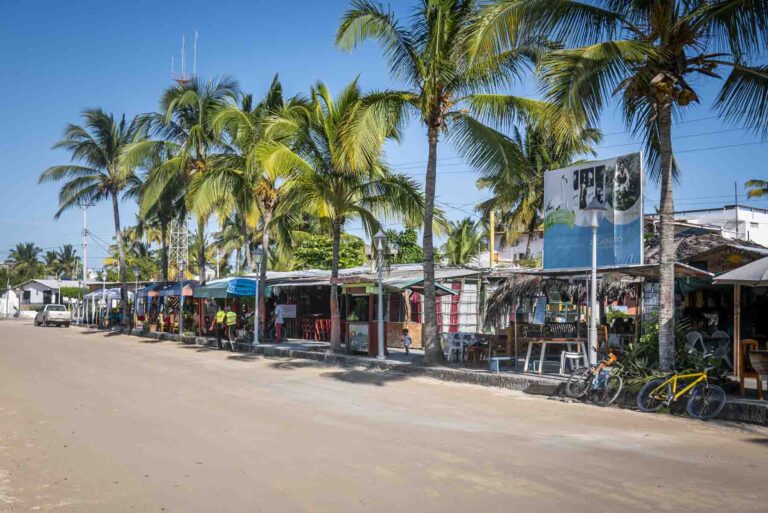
320,369 -> 409,387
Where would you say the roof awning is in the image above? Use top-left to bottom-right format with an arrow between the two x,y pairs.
713,256 -> 768,286
157,280 -> 198,297
136,283 -> 163,298
499,262 -> 713,280
395,278 -> 459,296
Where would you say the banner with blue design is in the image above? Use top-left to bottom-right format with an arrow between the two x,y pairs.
226,278 -> 257,296
543,153 -> 643,269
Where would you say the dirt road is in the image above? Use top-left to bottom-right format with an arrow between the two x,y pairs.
1,321 -> 766,512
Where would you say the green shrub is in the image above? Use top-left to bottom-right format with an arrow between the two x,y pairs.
617,316 -> 726,388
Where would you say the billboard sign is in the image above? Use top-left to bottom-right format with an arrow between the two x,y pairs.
543,152 -> 643,269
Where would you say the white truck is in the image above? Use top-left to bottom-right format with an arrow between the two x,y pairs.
35,304 -> 71,327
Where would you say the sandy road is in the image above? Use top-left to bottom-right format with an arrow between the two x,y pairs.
0,320 -> 766,512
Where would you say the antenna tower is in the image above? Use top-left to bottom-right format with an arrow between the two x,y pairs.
171,31 -> 198,86
169,215 -> 189,280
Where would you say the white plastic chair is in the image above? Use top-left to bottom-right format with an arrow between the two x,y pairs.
709,330 -> 733,369
560,351 -> 583,375
446,333 -> 464,362
685,331 -> 706,354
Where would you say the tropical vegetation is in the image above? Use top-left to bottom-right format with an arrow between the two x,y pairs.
24,0 -> 762,368
471,0 -> 768,370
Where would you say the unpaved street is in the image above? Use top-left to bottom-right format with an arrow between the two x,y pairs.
1,321 -> 766,512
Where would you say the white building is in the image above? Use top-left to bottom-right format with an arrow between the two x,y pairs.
14,279 -> 86,306
667,205 -> 768,246
477,231 -> 544,268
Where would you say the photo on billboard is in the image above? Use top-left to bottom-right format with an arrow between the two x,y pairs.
543,152 -> 643,269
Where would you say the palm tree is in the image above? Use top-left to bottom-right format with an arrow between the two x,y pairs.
746,180 -> 768,198
472,0 -> 768,370
39,109 -> 144,326
336,0 -> 544,363
477,122 -> 599,258
44,251 -> 60,277
196,76 -> 300,328
8,242 -> 42,279
133,76 -> 240,284
444,217 -> 484,265
270,80 -> 426,351
56,244 -> 80,277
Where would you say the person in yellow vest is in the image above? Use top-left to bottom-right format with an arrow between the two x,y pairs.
225,305 -> 238,351
209,304 -> 226,349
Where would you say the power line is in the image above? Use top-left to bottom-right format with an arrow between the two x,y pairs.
389,115 -> 735,169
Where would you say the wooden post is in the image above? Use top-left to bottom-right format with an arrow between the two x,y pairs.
734,284 -> 741,378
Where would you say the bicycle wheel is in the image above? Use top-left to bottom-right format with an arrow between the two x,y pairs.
687,384 -> 726,420
636,378 -> 670,412
565,367 -> 592,398
592,373 -> 623,407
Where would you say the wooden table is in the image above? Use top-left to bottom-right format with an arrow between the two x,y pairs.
523,338 -> 588,374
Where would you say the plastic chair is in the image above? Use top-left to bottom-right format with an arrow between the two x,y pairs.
685,331 -> 706,354
560,351 -> 583,375
709,330 -> 733,369
446,333 -> 464,362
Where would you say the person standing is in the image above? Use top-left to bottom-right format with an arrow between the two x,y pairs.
225,305 -> 237,351
274,303 -> 286,343
402,328 -> 412,356
210,304 -> 226,349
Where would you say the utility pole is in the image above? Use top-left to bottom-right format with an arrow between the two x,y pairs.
489,210 -> 496,268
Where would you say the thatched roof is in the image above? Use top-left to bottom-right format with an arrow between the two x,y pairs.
484,273 -> 636,329
644,228 -> 768,264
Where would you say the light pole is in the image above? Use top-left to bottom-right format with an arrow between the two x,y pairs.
373,230 -> 387,360
584,197 -> 607,366
178,262 -> 186,336
252,247 -> 264,346
133,268 -> 140,330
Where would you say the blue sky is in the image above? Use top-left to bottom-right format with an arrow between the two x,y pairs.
1,0 -> 766,268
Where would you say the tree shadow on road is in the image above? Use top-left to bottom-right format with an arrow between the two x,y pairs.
744,437 -> 768,447
320,369 -> 409,387
227,353 -> 264,362
176,344 -> 218,353
268,359 -> 323,371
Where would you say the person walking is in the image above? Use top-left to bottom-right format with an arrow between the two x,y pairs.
225,305 -> 238,351
402,328 -> 412,356
274,303 -> 286,343
210,304 -> 226,349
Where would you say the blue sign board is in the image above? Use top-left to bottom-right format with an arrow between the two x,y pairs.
226,278 -> 257,297
543,153 -> 643,269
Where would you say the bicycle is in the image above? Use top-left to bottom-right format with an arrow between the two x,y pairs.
565,352 -> 624,407
636,362 -> 726,420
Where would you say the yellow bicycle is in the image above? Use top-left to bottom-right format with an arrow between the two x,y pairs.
636,366 -> 726,420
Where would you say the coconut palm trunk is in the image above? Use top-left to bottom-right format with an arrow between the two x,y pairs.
422,125 -> 442,364
657,102 -> 676,370
329,221 -> 342,351
111,192 -> 128,327
259,209 -> 272,334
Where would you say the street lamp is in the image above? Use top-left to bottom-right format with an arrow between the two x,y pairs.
373,230 -> 387,360
178,261 -> 186,337
253,247 -> 264,346
133,268 -> 140,331
584,197 -> 607,366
